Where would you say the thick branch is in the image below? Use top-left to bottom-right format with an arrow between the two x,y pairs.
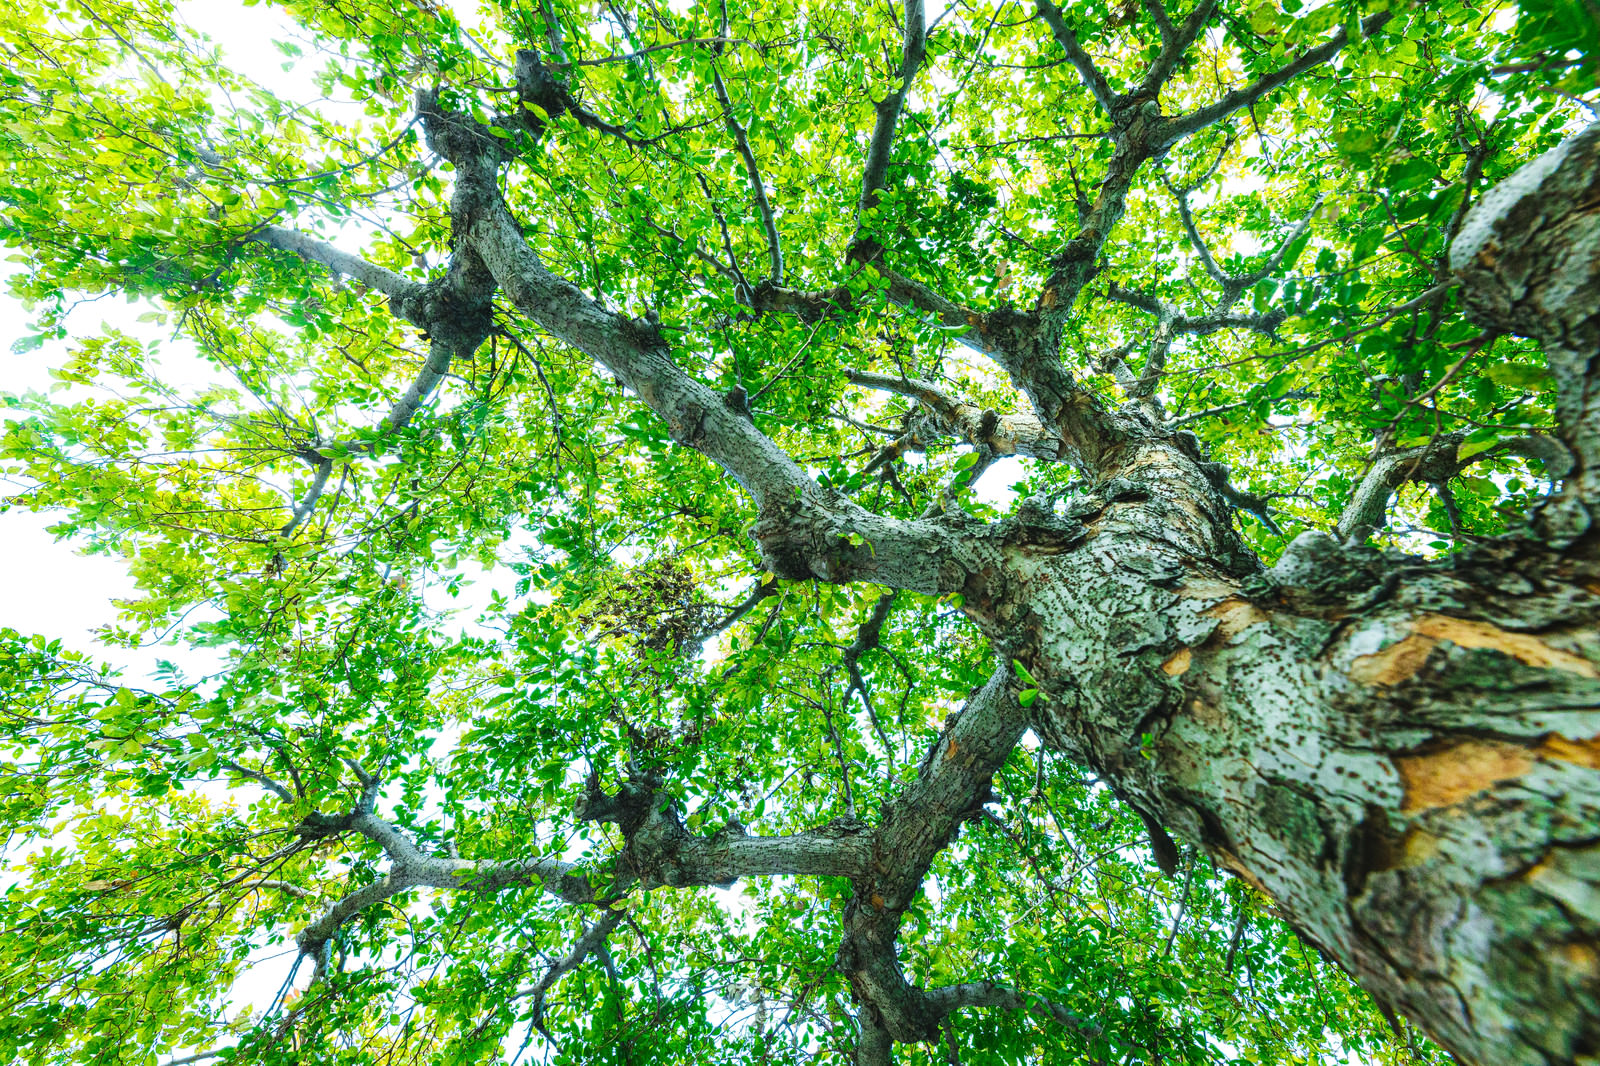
1451,122 -> 1600,532
252,225 -> 423,300
857,0 -> 929,223
924,979 -> 1098,1036
1334,431 -> 1574,543
1136,0 -> 1217,100
468,192 -> 810,515
427,99 -> 988,590
253,217 -> 495,492
513,910 -> 624,1031
1033,0 -> 1118,116
880,268 -> 1000,357
1106,282 -> 1286,337
294,799 -> 874,971
846,369 -> 1065,460
838,667 -> 1030,1044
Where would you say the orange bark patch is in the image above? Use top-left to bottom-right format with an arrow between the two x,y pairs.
1558,942 -> 1600,978
1350,634 -> 1438,685
1162,648 -> 1192,676
1400,827 -> 1442,867
1412,615 -> 1599,678
1206,599 -> 1269,641
1395,739 -> 1534,812
1214,847 -> 1272,896
1537,733 -> 1600,770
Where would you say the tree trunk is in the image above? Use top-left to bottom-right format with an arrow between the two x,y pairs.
982,127 -> 1600,1066
991,461 -> 1597,1066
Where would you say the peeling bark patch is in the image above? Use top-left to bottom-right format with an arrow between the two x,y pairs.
1537,732 -> 1600,771
1188,697 -> 1224,728
1351,634 -> 1438,685
1177,576 -> 1239,602
1162,647 -> 1192,676
1401,826 -> 1442,868
1395,739 -> 1535,812
1205,598 -> 1268,642
1557,942 -> 1600,981
1412,615 -> 1600,678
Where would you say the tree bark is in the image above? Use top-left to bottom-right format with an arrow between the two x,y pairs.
995,456 -> 1598,1066
1452,122 -> 1600,541
987,129 -> 1600,1066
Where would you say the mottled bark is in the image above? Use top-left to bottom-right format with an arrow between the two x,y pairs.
992,445 -> 1600,1066
936,128 -> 1600,1065
1452,122 -> 1600,539
968,129 -> 1600,1066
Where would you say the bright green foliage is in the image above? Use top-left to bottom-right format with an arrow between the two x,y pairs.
0,0 -> 1589,1062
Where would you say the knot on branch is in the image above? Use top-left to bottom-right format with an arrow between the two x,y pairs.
845,235 -> 885,267
575,767 -> 664,834
577,768 -> 696,887
295,810 -> 354,841
749,279 -> 853,322
1007,493 -> 1091,548
1261,530 -> 1399,606
390,274 -> 496,350
513,49 -> 571,128
416,89 -> 512,166
749,493 -> 888,584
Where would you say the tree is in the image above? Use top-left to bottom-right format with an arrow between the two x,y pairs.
0,0 -> 1596,1062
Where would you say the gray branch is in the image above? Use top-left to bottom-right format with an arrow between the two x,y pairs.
924,979 -> 1099,1037
1105,282 -> 1287,338
1452,122 -> 1600,531
280,456 -> 333,537
857,0 -> 929,222
1136,0 -> 1218,100
1334,430 -> 1575,544
252,225 -> 424,300
216,758 -> 295,804
1171,183 -> 1229,285
292,797 -> 873,976
513,910 -> 625,1032
1162,13 -> 1392,146
846,369 -> 1064,460
1033,0 -> 1118,116
837,666 -> 1031,1044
